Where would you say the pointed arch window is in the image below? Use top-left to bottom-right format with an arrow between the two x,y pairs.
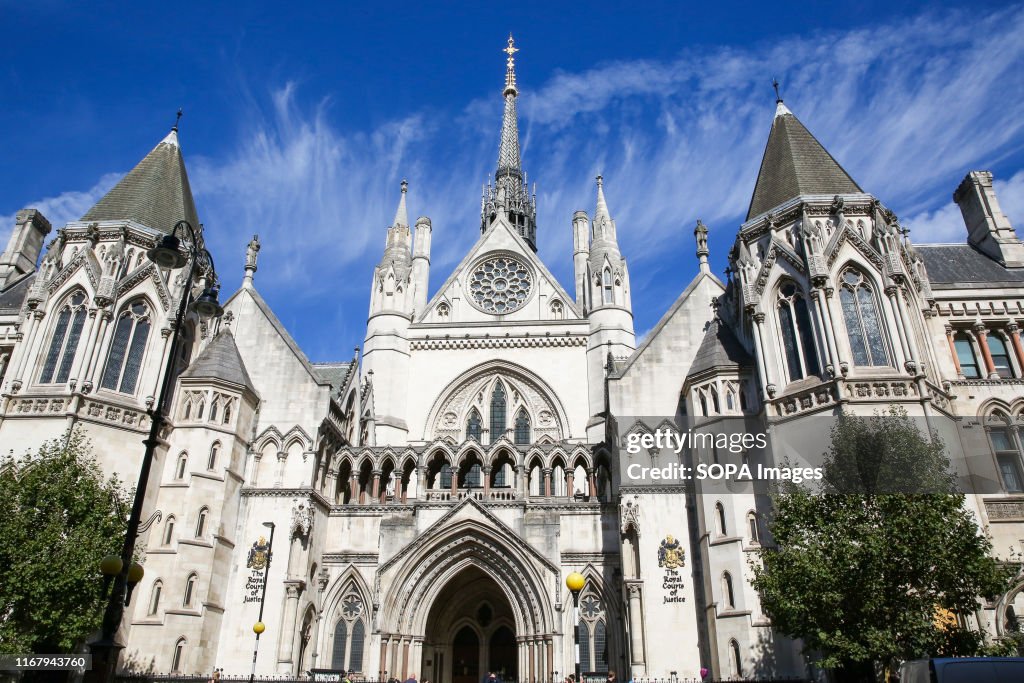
223,400 -> 232,424
578,590 -> 609,673
715,501 -> 727,536
40,291 -> 88,384
332,590 -> 366,672
331,620 -> 348,670
183,573 -> 198,607
175,453 -> 187,480
171,637 -> 186,672
210,395 -> 219,422
777,282 -> 820,381
149,580 -> 163,615
602,268 -> 613,304
440,463 -> 453,490
163,516 -> 176,545
490,382 -> 506,442
466,409 -> 482,442
748,511 -> 760,544
839,269 -> 890,367
989,413 -> 1024,493
101,300 -> 151,393
195,507 -> 208,538
730,639 -> 743,678
514,408 -> 531,445
208,443 -> 220,470
723,571 -> 736,609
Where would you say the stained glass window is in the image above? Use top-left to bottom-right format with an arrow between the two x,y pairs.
40,292 -> 87,384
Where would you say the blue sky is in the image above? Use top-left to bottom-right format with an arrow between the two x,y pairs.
3,1 -> 1023,361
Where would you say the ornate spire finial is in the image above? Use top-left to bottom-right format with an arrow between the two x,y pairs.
695,220 -> 710,274
772,78 -> 782,104
173,108 -> 183,132
504,34 -> 519,97
243,234 -> 260,288
595,174 -> 611,225
393,180 -> 409,228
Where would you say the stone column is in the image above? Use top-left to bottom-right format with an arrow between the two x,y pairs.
543,468 -> 552,497
83,309 -> 114,382
516,465 -> 527,499
587,468 -> 597,501
884,284 -> 913,370
626,582 -> 646,674
750,310 -> 776,399
974,323 -> 999,378
11,309 -> 44,388
945,325 -> 963,377
275,450 -> 287,487
350,473 -> 358,504
566,469 -> 575,500
1008,323 -> 1024,375
379,636 -> 389,677
402,638 -> 410,678
482,465 -> 492,497
371,470 -> 381,501
278,581 -> 303,669
810,286 -> 838,372
68,307 -> 99,388
450,468 -> 459,496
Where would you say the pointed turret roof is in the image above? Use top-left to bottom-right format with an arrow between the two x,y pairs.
180,328 -> 256,393
686,318 -> 751,378
497,34 -> 523,177
82,127 -> 200,233
746,101 -> 862,220
393,179 -> 409,228
595,174 -> 612,224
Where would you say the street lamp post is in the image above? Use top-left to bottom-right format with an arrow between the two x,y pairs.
566,572 -> 586,683
250,521 -> 276,683
87,221 -> 223,682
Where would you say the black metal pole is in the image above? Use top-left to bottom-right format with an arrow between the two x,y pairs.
249,522 -> 275,683
88,223 -> 202,683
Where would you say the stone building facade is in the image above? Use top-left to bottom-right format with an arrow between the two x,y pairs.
1,43 -> 1024,681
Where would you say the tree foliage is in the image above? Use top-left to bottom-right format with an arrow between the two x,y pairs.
751,409 -> 1012,681
0,430 -> 131,653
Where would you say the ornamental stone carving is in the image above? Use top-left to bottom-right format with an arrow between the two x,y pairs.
467,255 -> 533,314
291,500 -> 314,538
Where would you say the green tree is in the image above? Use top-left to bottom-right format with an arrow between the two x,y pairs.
0,430 -> 131,653
751,409 -> 1012,682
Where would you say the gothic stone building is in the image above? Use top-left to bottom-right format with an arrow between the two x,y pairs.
2,44 -> 1024,681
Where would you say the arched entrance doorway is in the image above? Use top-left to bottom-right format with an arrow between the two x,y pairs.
423,567 -> 518,683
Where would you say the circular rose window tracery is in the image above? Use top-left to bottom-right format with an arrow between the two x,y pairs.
468,256 -> 533,314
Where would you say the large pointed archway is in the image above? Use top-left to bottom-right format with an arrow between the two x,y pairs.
422,567 -> 518,683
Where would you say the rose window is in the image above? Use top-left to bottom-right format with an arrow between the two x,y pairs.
468,256 -> 532,314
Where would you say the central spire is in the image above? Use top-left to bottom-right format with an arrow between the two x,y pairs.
482,34 -> 538,251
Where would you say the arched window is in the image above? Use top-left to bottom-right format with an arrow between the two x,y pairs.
195,508 -> 208,538
514,408 -> 531,445
594,619 -> 609,673
332,591 -> 365,671
730,639 -> 743,678
711,387 -> 720,413
163,516 -> 176,545
551,300 -> 564,320
578,620 -> 592,672
989,413 -> 1024,493
331,620 -> 348,670
208,443 -> 220,470
210,395 -> 219,422
182,398 -> 192,420
223,401 -> 232,424
578,590 -> 608,673
196,398 -> 205,420
715,502 -> 727,536
440,463 -> 453,490
100,300 -> 151,393
723,572 -> 736,608
466,409 -> 482,441
350,619 -> 365,671
175,453 -> 187,480
839,269 -> 890,367
148,580 -> 163,615
602,268 -> 613,304
955,333 -> 981,378
490,382 -> 506,442
989,335 -> 1015,378
183,573 -> 197,607
39,291 -> 88,384
777,282 -> 820,381
171,637 -> 186,672
748,511 -> 760,544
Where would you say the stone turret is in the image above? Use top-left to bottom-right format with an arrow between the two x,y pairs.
0,209 -> 51,288
954,171 -> 1024,267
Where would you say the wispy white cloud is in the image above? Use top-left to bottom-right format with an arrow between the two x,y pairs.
0,172 -> 121,247
5,6 -> 1024,360
904,170 -> 1024,243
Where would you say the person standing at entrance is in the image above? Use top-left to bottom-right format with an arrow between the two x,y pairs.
404,672 -> 418,683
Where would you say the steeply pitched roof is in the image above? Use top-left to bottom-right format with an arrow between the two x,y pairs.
180,328 -> 256,393
311,362 -> 354,400
81,129 -> 199,233
687,318 -> 752,378
0,273 -> 34,313
746,102 -> 862,220
916,244 -> 1024,288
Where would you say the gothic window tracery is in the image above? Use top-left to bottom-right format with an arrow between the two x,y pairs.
490,382 -> 507,441
602,268 -> 613,304
839,268 -> 890,367
577,587 -> 609,673
776,281 -> 819,382
468,256 -> 532,314
40,291 -> 88,384
514,408 -> 530,444
101,300 -> 152,394
466,409 -> 482,442
332,586 -> 366,672
550,299 -> 564,320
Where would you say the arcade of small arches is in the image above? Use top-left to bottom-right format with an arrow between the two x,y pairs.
307,443 -> 614,505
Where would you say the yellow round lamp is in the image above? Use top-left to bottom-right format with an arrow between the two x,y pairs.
254,621 -> 266,635
566,572 -> 586,593
126,562 -> 145,584
100,555 -> 123,576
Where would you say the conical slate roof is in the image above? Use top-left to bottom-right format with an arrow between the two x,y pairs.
180,328 -> 255,393
81,129 -> 199,233
687,318 -> 752,378
746,102 -> 862,220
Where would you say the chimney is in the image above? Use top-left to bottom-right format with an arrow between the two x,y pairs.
953,171 -> 1024,267
0,209 -> 52,288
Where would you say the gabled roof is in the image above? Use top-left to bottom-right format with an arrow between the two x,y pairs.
686,318 -> 752,378
180,328 -> 256,393
915,244 -> 1024,288
81,129 -> 199,233
746,102 -> 862,220
0,272 -> 34,313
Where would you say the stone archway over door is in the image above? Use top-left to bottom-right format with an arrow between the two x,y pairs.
422,566 -> 519,683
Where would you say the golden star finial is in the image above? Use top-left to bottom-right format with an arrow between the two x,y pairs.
504,34 -> 519,59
